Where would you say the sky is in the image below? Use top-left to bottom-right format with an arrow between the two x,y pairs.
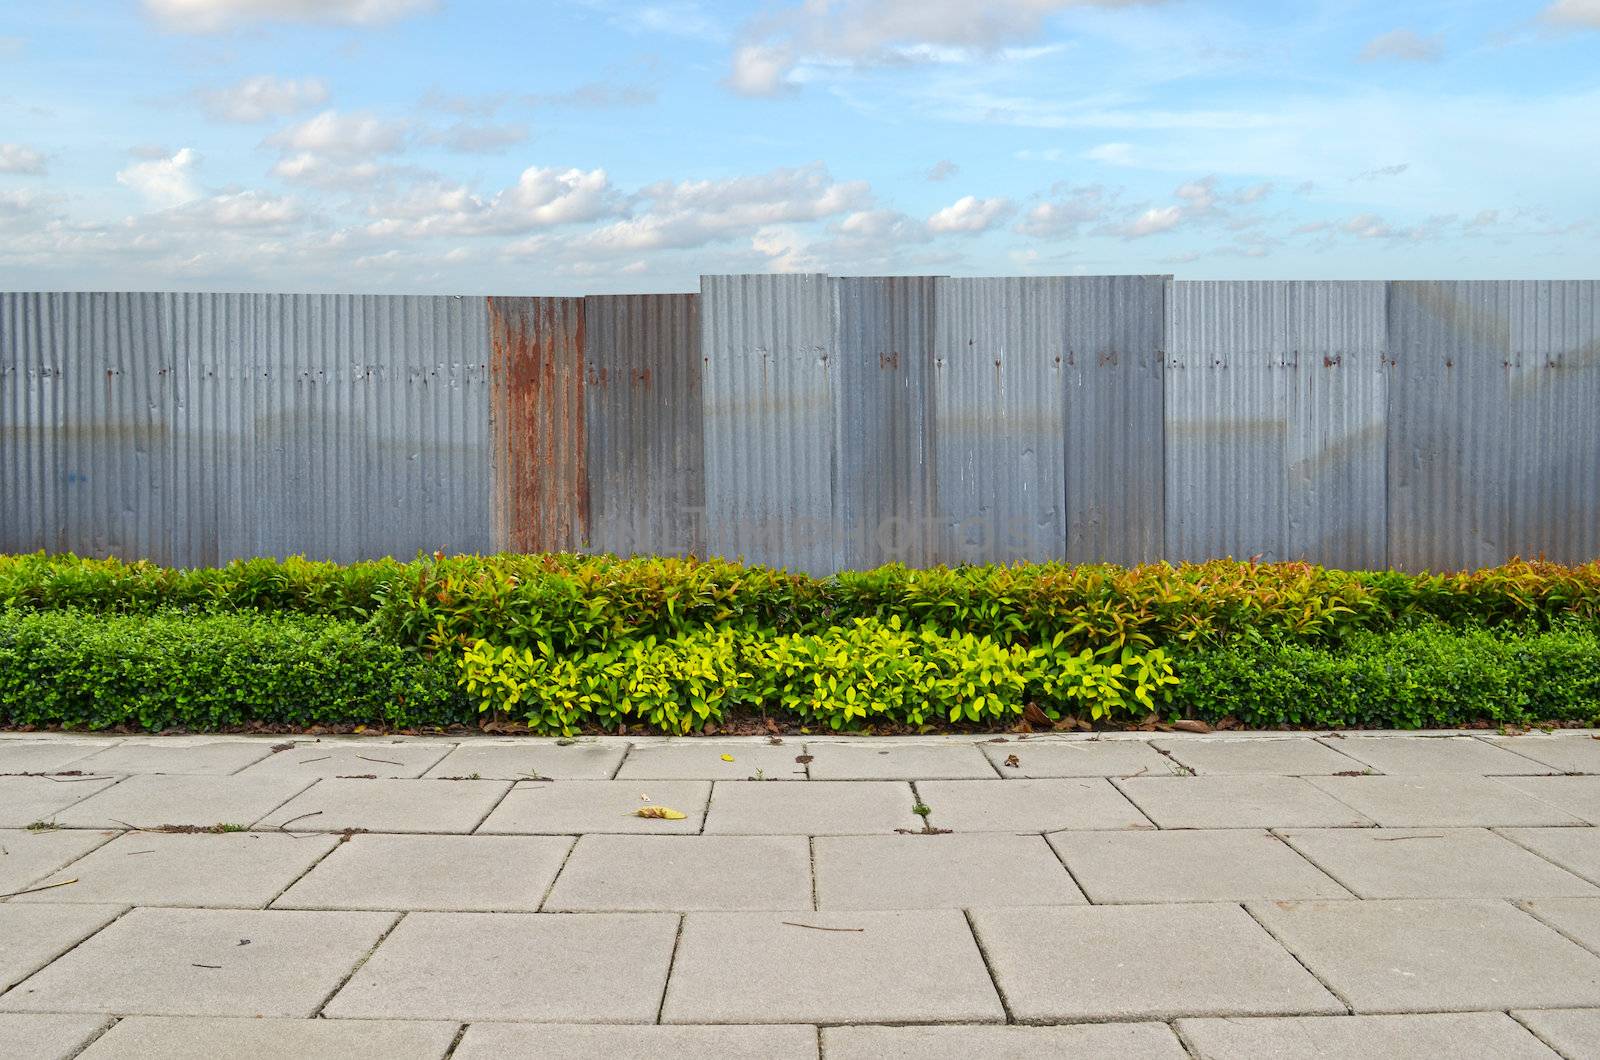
0,0 -> 1597,294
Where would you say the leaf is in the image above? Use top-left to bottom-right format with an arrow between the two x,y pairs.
1003,754 -> 1020,768
1168,719 -> 1213,734
720,753 -> 735,762
633,806 -> 687,820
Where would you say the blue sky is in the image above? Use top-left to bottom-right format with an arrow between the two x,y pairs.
1,0 -> 1596,293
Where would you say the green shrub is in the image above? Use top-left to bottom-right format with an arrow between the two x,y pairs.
0,609 -> 465,732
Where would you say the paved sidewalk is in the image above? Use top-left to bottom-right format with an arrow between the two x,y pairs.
2,730 -> 1600,1057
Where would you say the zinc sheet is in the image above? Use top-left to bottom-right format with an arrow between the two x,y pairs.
833,276 -> 937,569
583,293 -> 704,557
700,273 -> 837,574
933,276 -> 1067,564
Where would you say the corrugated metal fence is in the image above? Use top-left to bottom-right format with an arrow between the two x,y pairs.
3,278 -> 1596,572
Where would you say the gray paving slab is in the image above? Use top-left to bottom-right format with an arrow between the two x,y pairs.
617,742 -> 807,780
0,740 -> 110,774
274,833 -> 572,911
323,911 -> 679,1022
969,904 -> 1343,1021
477,780 -> 711,834
0,776 -> 120,827
423,741 -> 627,780
1484,734 -> 1600,774
0,827 -> 114,893
77,1016 -> 459,1059
1116,775 -> 1374,829
1308,775 -> 1587,827
1175,1013 -> 1556,1059
979,739 -> 1175,778
50,774 -> 313,830
0,1014 -> 111,1060
1513,1009 -> 1600,1060
1500,827 -> 1600,886
661,910 -> 1004,1025
256,778 -> 511,834
238,742 -> 452,779
452,1022 -> 819,1059
11,831 -> 339,908
916,778 -> 1152,832
822,1022 -> 1189,1059
805,743 -> 996,780
1248,898 -> 1600,1013
1278,828 -> 1600,899
1324,735 -> 1554,775
543,834 -> 811,911
703,781 -> 921,835
1499,775 -> 1600,824
68,739 -> 273,776
1151,737 -> 1369,776
0,908 -> 393,1017
1048,830 -> 1351,904
813,834 -> 1084,909
1520,897 -> 1600,955
0,904 -> 124,991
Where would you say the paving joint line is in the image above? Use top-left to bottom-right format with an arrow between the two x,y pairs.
533,834 -> 583,912
1490,826 -> 1600,888
653,912 -> 686,1026
262,831 -> 346,910
0,902 -> 136,1004
1265,828 -> 1364,900
959,907 -> 1015,1025
1239,900 -> 1354,1014
460,778 -> 518,835
310,909 -> 406,1019
1036,831 -> 1094,904
1103,775 -> 1163,831
1511,897 -> 1600,961
440,1020 -> 470,1058
60,1014 -> 119,1060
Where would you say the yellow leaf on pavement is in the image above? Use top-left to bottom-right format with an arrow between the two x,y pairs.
633,806 -> 687,820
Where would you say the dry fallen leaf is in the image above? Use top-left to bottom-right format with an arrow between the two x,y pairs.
720,754 -> 735,762
633,806 -> 687,820
1003,754 -> 1020,768
1169,719 -> 1213,734
795,754 -> 814,764
1023,703 -> 1051,727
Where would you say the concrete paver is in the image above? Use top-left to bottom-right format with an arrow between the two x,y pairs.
273,834 -> 572,911
661,910 -> 1004,1025
805,743 -> 996,779
323,911 -> 679,1022
77,1016 -> 458,1059
1116,775 -> 1373,829
0,827 -> 114,893
0,907 -> 393,1016
451,1023 -> 819,1059
969,904 -> 1343,1021
256,778 -> 511,834
1513,1009 -> 1600,1060
0,740 -> 109,774
616,743 -> 805,780
543,834 -> 811,912
1499,826 -> 1600,886
1048,829 -> 1350,904
822,1022 -> 1189,1059
1309,775 -> 1587,827
51,774 -> 313,830
1482,734 -> 1600,775
814,833 -> 1084,909
11,831 -> 339,908
1175,1013 -> 1556,1059
1497,775 -> 1600,824
1151,737 -> 1368,776
0,904 -> 125,992
423,741 -> 626,780
979,739 -> 1175,778
916,778 -> 1151,832
703,781 -> 921,835
0,1014 -> 110,1060
0,776 -> 120,828
1248,898 -> 1600,1012
68,740 -> 273,776
238,743 -> 451,779
1324,735 -> 1554,775
1278,827 -> 1600,899
477,780 -> 710,834
1519,897 -> 1600,955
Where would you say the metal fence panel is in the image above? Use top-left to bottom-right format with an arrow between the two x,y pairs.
584,293 -> 704,557
700,273 -> 837,574
933,276 -> 1067,564
1064,275 -> 1167,565
833,276 -> 937,569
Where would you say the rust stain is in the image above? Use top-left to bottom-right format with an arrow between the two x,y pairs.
488,296 -> 588,553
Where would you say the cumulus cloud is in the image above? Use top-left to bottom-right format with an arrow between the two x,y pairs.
926,194 -> 1014,233
116,147 -> 201,207
1543,0 -> 1600,28
1112,205 -> 1183,238
143,0 -> 436,32
266,110 -> 409,159
364,166 -> 617,237
725,45 -> 797,97
0,143 -> 46,175
200,75 -> 328,123
1014,184 -> 1112,238
1358,28 -> 1443,62
926,159 -> 959,181
171,189 -> 305,228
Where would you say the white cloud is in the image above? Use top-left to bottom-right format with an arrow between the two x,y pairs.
1543,0 -> 1600,28
116,147 -> 201,207
926,194 -> 1014,233
1014,185 -> 1112,238
424,122 -> 530,154
271,153 -> 394,188
1358,28 -> 1443,62
143,0 -> 436,32
0,143 -> 46,175
726,45 -> 797,97
200,75 -> 328,123
267,110 -> 408,159
173,190 -> 305,228
365,167 -> 617,237
926,159 -> 959,181
1113,204 -> 1182,238
1085,142 -> 1136,165
1355,162 -> 1410,180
